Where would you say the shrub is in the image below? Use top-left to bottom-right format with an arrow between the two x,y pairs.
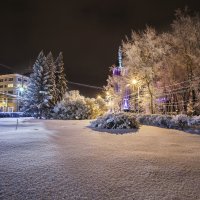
52,91 -> 91,120
53,100 -> 90,120
91,112 -> 139,129
136,114 -> 172,127
136,114 -> 200,130
52,90 -> 108,120
169,114 -> 189,129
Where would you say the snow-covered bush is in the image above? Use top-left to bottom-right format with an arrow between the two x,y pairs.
52,90 -> 108,120
169,114 -> 189,129
53,100 -> 90,120
137,114 -> 173,128
52,91 -> 91,120
91,112 -> 139,129
188,115 -> 200,127
137,114 -> 158,125
91,112 -> 200,130
137,114 -> 200,130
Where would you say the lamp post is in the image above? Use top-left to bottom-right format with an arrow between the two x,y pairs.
131,79 -> 140,114
17,86 -> 25,112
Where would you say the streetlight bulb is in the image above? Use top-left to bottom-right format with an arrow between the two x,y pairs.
19,87 -> 24,92
132,79 -> 138,85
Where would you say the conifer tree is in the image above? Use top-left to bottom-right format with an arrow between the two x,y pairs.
45,52 -> 57,107
23,51 -> 49,118
55,52 -> 67,102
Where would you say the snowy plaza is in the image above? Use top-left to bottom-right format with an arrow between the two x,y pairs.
1,118 -> 200,199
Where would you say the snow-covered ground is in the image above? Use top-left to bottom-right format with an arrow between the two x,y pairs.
0,118 -> 200,200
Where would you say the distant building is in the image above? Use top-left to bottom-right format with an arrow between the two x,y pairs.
0,74 -> 29,112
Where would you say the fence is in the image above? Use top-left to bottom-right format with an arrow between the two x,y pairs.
0,112 -> 25,118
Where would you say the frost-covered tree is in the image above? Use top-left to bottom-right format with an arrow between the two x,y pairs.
52,90 -> 107,119
23,51 -> 50,118
94,96 -> 108,115
159,9 -> 200,114
85,96 -> 108,118
55,52 -> 67,103
123,27 -> 163,114
45,52 -> 57,107
53,90 -> 90,119
118,9 -> 200,115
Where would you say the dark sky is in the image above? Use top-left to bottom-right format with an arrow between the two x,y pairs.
1,0 -> 200,97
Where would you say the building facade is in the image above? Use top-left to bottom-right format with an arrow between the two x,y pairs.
0,74 -> 29,112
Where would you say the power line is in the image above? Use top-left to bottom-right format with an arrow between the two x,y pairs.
68,81 -> 103,90
0,64 -> 15,70
157,76 -> 200,90
125,77 -> 200,98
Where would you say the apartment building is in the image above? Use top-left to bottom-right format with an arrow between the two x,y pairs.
0,74 -> 29,112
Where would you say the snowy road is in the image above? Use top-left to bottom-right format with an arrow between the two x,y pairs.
0,119 -> 200,200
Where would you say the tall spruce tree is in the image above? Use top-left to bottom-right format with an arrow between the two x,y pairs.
23,51 -> 50,118
45,52 -> 57,108
55,52 -> 67,102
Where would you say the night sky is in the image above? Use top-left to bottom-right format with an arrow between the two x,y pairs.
1,0 -> 200,97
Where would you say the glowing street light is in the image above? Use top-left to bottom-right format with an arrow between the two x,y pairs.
19,87 -> 25,92
17,86 -> 26,112
131,79 -> 140,113
132,79 -> 138,85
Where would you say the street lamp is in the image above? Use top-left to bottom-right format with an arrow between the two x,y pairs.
19,87 -> 24,93
132,79 -> 138,85
17,86 -> 25,112
131,79 -> 140,114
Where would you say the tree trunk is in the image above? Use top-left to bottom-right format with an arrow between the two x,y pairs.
147,82 -> 154,114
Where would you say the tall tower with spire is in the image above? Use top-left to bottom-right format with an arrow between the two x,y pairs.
112,46 -> 123,77
118,46 -> 123,68
112,46 -> 130,111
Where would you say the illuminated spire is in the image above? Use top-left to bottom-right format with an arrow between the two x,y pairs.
118,46 -> 123,68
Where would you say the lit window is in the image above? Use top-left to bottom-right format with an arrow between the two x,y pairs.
7,84 -> 13,88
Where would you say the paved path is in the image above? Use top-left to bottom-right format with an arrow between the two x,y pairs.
0,119 -> 200,200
